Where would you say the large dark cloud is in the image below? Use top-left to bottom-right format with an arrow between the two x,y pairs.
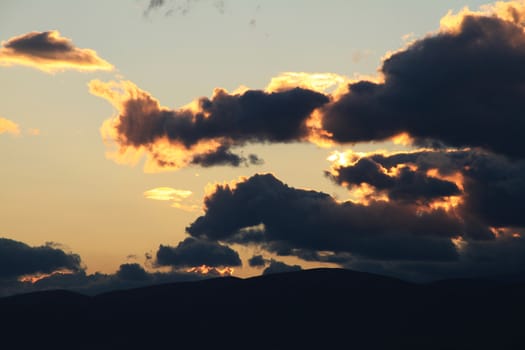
187,170 -> 525,280
155,237 -> 242,268
91,80 -> 328,170
0,30 -> 113,72
187,174 -> 462,262
0,238 -> 82,280
321,14 -> 525,158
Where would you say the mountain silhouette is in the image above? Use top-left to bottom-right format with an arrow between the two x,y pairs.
1,268 -> 523,349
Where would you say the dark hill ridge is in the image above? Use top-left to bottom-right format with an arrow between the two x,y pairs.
1,268 -> 524,349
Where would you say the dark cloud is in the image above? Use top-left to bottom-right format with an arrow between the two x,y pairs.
0,238 -> 82,280
0,236 -> 245,297
187,169 -> 525,280
155,237 -> 242,268
190,145 -> 262,167
0,30 -> 113,72
364,149 -> 525,230
262,260 -> 302,275
91,80 -> 328,170
0,266 -> 208,298
248,254 -> 266,268
144,0 -> 226,17
351,233 -> 525,282
187,174 -> 462,262
116,263 -> 152,281
321,14 -> 525,158
327,157 -> 461,203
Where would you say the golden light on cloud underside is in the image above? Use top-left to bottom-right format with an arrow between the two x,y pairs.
18,269 -> 74,284
0,117 -> 20,135
187,265 -> 234,276
0,30 -> 113,73
327,149 -> 468,210
351,183 -> 390,205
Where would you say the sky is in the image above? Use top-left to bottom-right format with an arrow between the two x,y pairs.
1,0 -> 525,295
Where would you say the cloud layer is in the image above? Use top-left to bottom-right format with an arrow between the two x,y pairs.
0,30 -> 113,73
0,236 -> 240,297
186,170 -> 525,281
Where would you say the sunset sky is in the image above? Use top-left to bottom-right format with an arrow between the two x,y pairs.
2,0 -> 525,295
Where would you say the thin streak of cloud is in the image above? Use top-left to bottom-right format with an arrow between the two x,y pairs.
144,187 -> 192,201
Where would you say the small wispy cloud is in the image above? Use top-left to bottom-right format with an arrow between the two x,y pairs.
144,187 -> 193,201
144,187 -> 199,211
0,117 -> 20,135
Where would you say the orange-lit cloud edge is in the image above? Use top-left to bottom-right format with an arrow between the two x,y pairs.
0,30 -> 113,73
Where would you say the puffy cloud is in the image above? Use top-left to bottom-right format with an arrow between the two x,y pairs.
0,117 -> 20,135
0,238 -> 82,280
89,79 -> 328,171
0,30 -> 113,73
155,237 -> 242,268
188,174 -> 462,262
115,263 -> 151,281
320,6 -> 525,159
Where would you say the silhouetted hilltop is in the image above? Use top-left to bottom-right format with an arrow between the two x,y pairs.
1,268 -> 523,349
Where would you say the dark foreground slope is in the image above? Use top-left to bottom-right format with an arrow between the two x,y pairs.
1,268 -> 524,349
